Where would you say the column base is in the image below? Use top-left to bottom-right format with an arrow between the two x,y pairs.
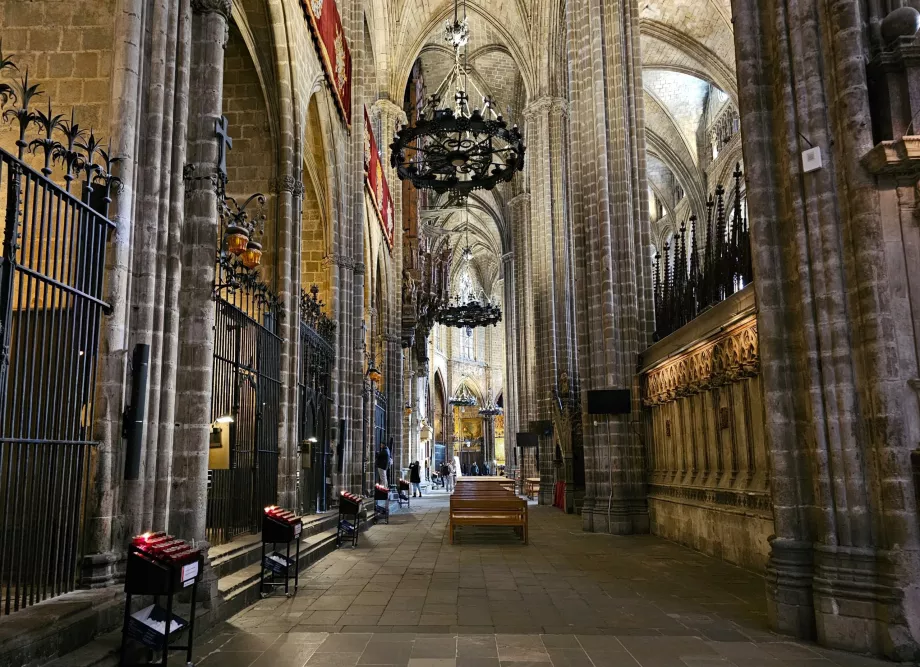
812,544 -> 920,662
765,537 -> 815,640
587,498 -> 648,534
80,551 -> 118,588
539,482 -> 554,505
581,496 -> 596,531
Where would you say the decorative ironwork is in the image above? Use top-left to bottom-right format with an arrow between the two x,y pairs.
653,164 -> 752,340
449,383 -> 477,407
300,284 -> 336,348
0,46 -> 118,615
298,285 -> 335,515
389,1 -> 525,196
214,251 -> 282,316
436,293 -> 502,331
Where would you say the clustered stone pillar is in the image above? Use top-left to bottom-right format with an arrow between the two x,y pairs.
170,0 -> 232,550
523,96 -> 576,505
501,251 -> 517,476
565,0 -> 653,534
509,193 -> 534,484
732,0 -> 920,658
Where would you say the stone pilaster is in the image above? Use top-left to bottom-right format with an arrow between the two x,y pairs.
566,0 -> 652,534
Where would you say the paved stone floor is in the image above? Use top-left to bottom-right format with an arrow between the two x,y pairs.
185,490 -> 895,667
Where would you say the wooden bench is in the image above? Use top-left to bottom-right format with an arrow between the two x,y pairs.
448,495 -> 528,545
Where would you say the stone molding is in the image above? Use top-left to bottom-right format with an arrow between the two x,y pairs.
648,482 -> 772,517
862,136 -> 920,176
643,315 -> 759,406
191,0 -> 232,19
324,252 -> 356,269
523,96 -> 568,119
271,175 -> 305,197
509,192 -> 531,209
502,251 -> 514,264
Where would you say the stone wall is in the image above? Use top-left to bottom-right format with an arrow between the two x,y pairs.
640,286 -> 773,571
0,0 -> 116,161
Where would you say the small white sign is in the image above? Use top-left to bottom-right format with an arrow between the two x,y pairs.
802,146 -> 822,173
181,561 -> 199,583
294,523 -> 302,537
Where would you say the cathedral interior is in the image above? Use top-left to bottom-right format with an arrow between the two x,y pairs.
1,0 -> 920,665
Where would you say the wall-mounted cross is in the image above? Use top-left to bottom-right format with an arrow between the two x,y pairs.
215,115 -> 232,179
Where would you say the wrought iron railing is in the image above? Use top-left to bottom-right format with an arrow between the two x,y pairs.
653,164 -> 753,340
298,285 -> 335,514
0,49 -> 119,615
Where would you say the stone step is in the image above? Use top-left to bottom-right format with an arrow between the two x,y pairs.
218,527 -> 338,599
38,520 -> 361,667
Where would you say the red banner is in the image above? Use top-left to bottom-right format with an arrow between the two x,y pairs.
300,0 -> 352,127
364,107 -> 394,250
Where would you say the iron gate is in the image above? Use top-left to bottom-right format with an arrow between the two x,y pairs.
0,140 -> 115,615
298,287 -> 335,515
207,271 -> 282,546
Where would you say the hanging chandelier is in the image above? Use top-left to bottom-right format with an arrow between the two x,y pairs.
389,0 -> 525,197
478,392 -> 502,417
449,383 -> 478,407
435,215 -> 501,331
436,293 -> 502,331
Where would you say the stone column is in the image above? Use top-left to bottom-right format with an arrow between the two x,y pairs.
374,98 -> 408,475
509,194 -> 534,461
566,0 -> 653,534
82,0 -> 144,587
501,252 -> 517,476
732,0 -> 920,657
523,97 -> 575,505
170,0 -> 232,548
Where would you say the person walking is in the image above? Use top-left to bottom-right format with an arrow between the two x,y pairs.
471,460 -> 480,476
375,441 -> 391,488
409,460 -> 422,497
439,461 -> 449,490
447,459 -> 457,493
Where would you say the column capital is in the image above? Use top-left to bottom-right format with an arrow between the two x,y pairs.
372,98 -> 408,126
509,192 -> 531,209
523,96 -> 568,120
502,251 -> 514,264
191,0 -> 232,19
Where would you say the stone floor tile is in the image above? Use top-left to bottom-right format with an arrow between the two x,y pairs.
198,651 -> 263,667
456,659 -> 501,667
220,632 -> 282,652
408,661 -> 457,667
539,636 -> 580,649
316,633 -> 373,652
302,611 -> 346,625
307,652 -> 365,667
412,637 -> 458,658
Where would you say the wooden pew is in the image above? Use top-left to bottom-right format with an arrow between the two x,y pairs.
448,483 -> 528,545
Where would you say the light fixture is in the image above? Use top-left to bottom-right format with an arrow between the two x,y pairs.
449,383 -> 477,407
240,240 -> 263,269
215,413 -> 234,424
225,224 -> 249,255
307,436 -> 318,444
389,0 -> 525,197
404,402 -> 413,416
366,358 -> 382,384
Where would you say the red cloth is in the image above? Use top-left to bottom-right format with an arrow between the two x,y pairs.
553,481 -> 566,510
364,108 -> 394,249
300,0 -> 352,126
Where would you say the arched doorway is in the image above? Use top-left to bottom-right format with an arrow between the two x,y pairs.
433,372 -> 447,473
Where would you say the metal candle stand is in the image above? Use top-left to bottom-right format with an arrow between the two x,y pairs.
259,506 -> 303,598
373,483 -> 390,524
337,491 -> 363,547
396,479 -> 410,508
120,533 -> 203,667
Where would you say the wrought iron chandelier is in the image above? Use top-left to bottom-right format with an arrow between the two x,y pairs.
437,293 -> 501,331
449,383 -> 478,407
478,392 -> 502,417
389,0 -> 525,197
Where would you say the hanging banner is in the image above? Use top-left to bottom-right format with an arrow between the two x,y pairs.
300,0 -> 352,127
364,107 -> 394,250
